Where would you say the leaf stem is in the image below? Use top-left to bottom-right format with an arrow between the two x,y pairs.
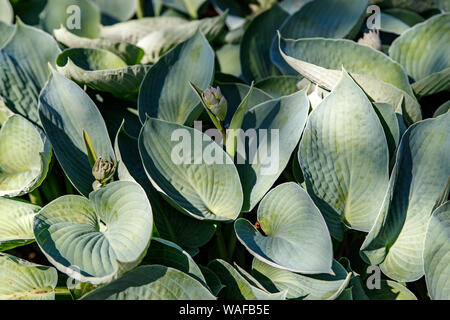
29,188 -> 44,207
215,225 -> 229,262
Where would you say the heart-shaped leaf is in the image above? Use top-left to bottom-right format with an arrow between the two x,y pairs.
115,124 -> 216,250
40,0 -> 101,38
236,90 -> 309,212
251,259 -> 351,300
139,117 -> 243,222
138,31 -> 214,125
240,4 -> 288,82
34,180 -> 153,284
81,265 -> 215,300
208,259 -> 287,300
0,19 -> 61,125
0,198 -> 40,251
361,112 -> 450,282
235,182 -> 333,274
53,26 -> 144,65
424,202 -> 450,300
0,115 -> 52,197
0,253 -> 58,300
271,0 -> 369,74
299,71 -> 389,238
39,69 -> 115,197
56,48 -> 151,100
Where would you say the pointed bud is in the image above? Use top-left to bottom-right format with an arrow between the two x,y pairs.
92,157 -> 115,183
357,30 -> 382,51
202,86 -> 227,121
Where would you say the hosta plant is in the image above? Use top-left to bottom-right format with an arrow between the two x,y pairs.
0,0 -> 448,301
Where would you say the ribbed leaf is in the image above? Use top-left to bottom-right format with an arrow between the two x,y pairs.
0,198 -> 40,251
138,31 -> 214,124
0,115 -> 51,197
299,71 -> 389,238
81,265 -> 215,300
38,69 -> 115,197
235,183 -> 333,274
0,253 -> 57,300
139,117 -> 243,222
34,181 -> 153,284
424,202 -> 450,300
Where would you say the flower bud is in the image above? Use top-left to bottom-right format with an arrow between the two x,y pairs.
202,86 -> 227,121
357,30 -> 382,51
92,157 -> 115,182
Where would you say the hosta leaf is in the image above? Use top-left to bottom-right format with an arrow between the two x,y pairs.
0,19 -> 61,124
277,36 -> 413,96
236,90 -> 309,212
34,181 -> 153,284
0,253 -> 57,300
0,0 -> 13,24
271,0 -> 369,74
138,31 -> 214,124
424,202 -> 450,300
141,238 -> 207,287
115,125 -> 216,249
361,112 -> 450,282
279,0 -> 312,14
364,280 -> 417,300
379,13 -> 410,34
252,259 -> 351,300
139,117 -> 243,222
411,68 -> 450,99
136,13 -> 226,64
161,0 -> 207,19
299,71 -> 389,238
91,0 -> 136,23
383,8 -> 425,26
99,16 -> 188,44
0,115 -> 51,197
40,0 -> 101,38
0,21 -> 14,47
235,183 -> 333,274
81,265 -> 215,300
0,198 -> 40,251
208,259 -> 287,300
211,0 -> 249,30
372,102 -> 401,160
434,100 -> 450,117
240,4 -> 288,82
39,69 -> 115,197
53,26 -> 145,65
199,265 -> 225,296
255,76 -> 300,98
216,44 -> 241,78
278,39 -> 422,125
389,13 -> 450,85
56,48 -> 151,100
8,0 -> 46,26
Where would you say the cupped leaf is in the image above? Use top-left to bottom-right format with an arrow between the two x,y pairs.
373,102 -> 401,160
138,31 -> 214,125
81,265 -> 215,300
199,265 -> 225,296
383,8 -> 425,26
0,115 -> 52,197
91,0 -> 136,23
136,13 -> 226,64
278,39 -> 422,125
99,16 -> 188,44
141,238 -> 207,287
0,0 -> 13,24
424,202 -> 450,300
434,100 -> 450,117
379,13 -> 410,34
56,48 -> 150,100
235,182 -> 333,274
34,180 -> 153,284
139,117 -> 243,222
411,67 -> 450,99
240,4 -> 288,82
53,26 -> 144,65
299,71 -> 389,238
115,125 -> 216,249
252,259 -> 351,300
40,0 -> 101,38
236,90 -> 309,212
38,69 -> 115,197
278,35 -> 413,95
361,112 -> 450,282
0,198 -> 40,251
0,253 -> 57,300
271,0 -> 369,74
255,75 -> 300,98
208,259 -> 287,300
0,19 -> 61,124
389,13 -> 450,82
